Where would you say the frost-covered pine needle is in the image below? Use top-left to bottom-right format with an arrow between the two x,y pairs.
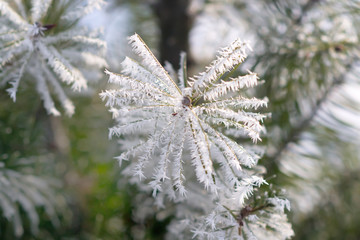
101,33 -> 267,196
101,33 -> 294,239
0,0 -> 107,116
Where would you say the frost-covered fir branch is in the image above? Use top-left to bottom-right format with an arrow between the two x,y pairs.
101,34 -> 293,239
101,33 -> 267,195
0,155 -> 62,238
0,0 -> 107,116
188,188 -> 294,240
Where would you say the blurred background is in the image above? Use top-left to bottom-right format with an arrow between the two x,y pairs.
1,0 -> 360,239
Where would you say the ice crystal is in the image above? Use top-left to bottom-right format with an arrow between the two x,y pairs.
0,0 -> 106,116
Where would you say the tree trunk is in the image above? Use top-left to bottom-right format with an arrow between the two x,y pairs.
152,0 -> 193,70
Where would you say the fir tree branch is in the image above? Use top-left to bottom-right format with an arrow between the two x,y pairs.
267,71 -> 347,166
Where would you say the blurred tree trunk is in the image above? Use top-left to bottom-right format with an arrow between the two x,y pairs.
152,0 -> 193,69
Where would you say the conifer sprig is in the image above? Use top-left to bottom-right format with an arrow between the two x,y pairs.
101,33 -> 267,197
0,0 -> 107,116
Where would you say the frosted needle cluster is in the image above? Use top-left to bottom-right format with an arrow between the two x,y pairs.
101,33 -> 268,196
101,34 -> 294,239
0,0 -> 107,116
